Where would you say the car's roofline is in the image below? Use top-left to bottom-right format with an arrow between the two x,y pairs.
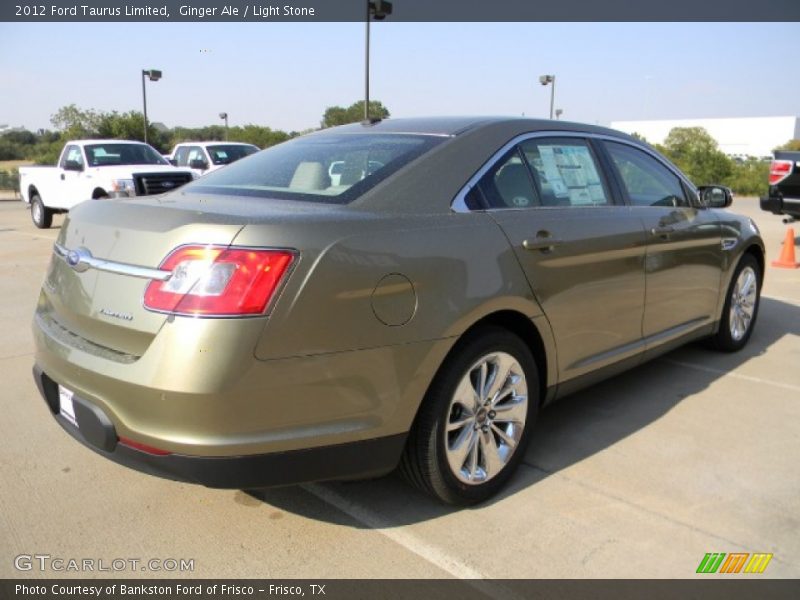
172,141 -> 259,148
70,140 -> 161,148
316,116 -> 636,141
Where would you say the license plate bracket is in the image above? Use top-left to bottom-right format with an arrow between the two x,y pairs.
58,385 -> 78,428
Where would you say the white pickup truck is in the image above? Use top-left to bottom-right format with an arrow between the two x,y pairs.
18,140 -> 194,228
168,141 -> 259,177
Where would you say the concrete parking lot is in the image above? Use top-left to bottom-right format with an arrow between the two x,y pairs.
0,197 -> 798,579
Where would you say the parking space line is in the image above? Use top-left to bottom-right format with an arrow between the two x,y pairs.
301,483 -> 488,579
660,358 -> 800,393
519,461 -> 782,563
302,483 -> 531,597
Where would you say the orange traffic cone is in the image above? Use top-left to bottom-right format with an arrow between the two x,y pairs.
771,227 -> 800,269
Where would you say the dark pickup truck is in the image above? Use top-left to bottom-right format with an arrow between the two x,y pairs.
761,151 -> 800,221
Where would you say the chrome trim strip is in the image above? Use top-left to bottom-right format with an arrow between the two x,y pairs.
721,238 -> 738,251
451,130 -> 699,213
53,242 -> 171,281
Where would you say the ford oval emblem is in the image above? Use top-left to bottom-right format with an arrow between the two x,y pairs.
162,181 -> 175,189
65,247 -> 92,273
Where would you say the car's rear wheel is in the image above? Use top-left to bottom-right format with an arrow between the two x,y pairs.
710,254 -> 761,352
31,194 -> 52,229
401,326 -> 539,505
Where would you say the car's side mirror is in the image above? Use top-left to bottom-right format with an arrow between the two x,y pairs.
63,160 -> 84,172
698,185 -> 733,208
168,158 -> 177,166
189,159 -> 209,171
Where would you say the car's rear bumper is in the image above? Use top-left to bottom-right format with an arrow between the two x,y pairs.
33,365 -> 407,488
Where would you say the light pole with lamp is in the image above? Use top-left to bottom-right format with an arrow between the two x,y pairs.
539,74 -> 556,120
141,69 -> 162,144
219,112 -> 229,140
364,1 -> 392,121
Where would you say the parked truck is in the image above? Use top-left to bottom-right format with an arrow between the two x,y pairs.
760,150 -> 800,221
18,140 -> 194,228
167,141 -> 259,177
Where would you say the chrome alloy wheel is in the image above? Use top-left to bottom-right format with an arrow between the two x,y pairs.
729,265 -> 757,341
445,352 -> 528,485
32,200 -> 42,224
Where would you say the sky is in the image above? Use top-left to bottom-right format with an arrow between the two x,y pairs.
0,22 -> 799,133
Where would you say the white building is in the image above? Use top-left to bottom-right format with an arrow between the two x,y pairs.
610,116 -> 800,158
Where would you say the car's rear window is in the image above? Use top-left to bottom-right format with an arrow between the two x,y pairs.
184,133 -> 445,204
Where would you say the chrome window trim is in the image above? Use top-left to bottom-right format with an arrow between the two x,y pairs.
451,130 -> 698,213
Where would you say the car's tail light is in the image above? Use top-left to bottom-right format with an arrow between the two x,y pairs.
769,160 -> 794,185
144,245 -> 295,316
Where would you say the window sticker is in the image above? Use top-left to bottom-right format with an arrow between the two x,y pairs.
538,145 -> 605,204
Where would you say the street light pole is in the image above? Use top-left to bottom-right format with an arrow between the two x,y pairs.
219,112 -> 229,140
539,74 -> 556,119
364,1 -> 392,122
365,1 -> 370,121
141,69 -> 162,144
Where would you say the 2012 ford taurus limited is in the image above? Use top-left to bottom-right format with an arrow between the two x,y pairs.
32,117 -> 764,505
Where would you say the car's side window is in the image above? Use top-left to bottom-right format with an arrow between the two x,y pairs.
174,147 -> 190,167
476,148 -> 539,209
60,145 -> 84,169
519,138 -> 611,207
605,142 -> 689,208
186,146 -> 205,165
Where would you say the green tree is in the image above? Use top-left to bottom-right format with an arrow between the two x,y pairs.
97,110 -> 150,141
726,157 -> 770,197
50,104 -> 101,139
661,127 -> 733,185
0,139 -> 24,160
321,101 -> 390,128
774,139 -> 800,152
230,125 -> 291,148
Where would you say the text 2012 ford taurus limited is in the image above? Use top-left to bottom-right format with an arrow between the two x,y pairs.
32,118 -> 764,504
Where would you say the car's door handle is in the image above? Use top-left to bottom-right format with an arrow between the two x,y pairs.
523,236 -> 561,252
60,173 -> 65,180
650,226 -> 675,236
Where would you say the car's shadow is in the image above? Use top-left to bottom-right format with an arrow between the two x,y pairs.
245,296 -> 799,527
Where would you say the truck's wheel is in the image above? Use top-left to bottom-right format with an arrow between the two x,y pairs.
31,194 -> 53,229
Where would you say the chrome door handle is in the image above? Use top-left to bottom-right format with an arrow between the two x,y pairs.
650,226 -> 674,236
523,238 -> 561,251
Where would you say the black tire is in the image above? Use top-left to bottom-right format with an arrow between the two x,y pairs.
30,194 -> 52,229
709,254 -> 761,352
400,326 -> 540,505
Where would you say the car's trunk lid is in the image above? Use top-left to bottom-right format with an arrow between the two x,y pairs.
41,197 -> 246,358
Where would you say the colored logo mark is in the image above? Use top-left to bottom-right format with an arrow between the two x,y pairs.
696,552 -> 773,574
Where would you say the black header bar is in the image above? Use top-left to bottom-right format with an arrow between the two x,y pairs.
3,0 -> 800,22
